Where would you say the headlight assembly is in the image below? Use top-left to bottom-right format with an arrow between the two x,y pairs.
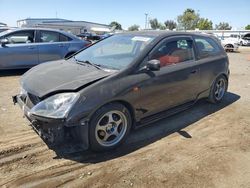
30,93 -> 80,119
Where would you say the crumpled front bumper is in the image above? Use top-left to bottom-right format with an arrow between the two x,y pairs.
12,94 -> 89,150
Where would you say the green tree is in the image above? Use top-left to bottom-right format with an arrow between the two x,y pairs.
149,18 -> 159,29
128,24 -> 140,31
245,25 -> 250,30
197,18 -> 213,30
164,20 -> 177,30
215,22 -> 232,30
177,8 -> 200,30
159,23 -> 166,30
109,21 -> 122,30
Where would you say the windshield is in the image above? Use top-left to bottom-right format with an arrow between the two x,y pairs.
74,34 -> 155,70
0,29 -> 14,37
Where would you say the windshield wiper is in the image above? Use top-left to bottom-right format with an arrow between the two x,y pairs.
74,56 -> 102,70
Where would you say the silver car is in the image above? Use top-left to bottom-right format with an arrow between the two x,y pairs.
0,28 -> 90,70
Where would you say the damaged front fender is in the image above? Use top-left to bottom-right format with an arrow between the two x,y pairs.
13,94 -> 90,150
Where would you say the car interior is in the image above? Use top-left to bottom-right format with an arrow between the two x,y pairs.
6,31 -> 35,44
152,40 -> 194,67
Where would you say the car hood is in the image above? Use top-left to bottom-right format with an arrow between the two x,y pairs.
21,59 -> 113,98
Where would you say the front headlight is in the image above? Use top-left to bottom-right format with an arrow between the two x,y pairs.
30,93 -> 80,119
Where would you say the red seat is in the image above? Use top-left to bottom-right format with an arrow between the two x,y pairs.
159,55 -> 181,67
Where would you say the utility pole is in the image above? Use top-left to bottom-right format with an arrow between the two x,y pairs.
145,13 -> 148,29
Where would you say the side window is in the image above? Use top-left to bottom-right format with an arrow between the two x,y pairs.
150,39 -> 194,67
194,37 -> 221,59
5,30 -> 34,44
59,34 -> 72,42
40,31 -> 59,42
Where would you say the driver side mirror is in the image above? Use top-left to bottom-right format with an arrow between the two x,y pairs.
0,38 -> 8,47
146,59 -> 161,71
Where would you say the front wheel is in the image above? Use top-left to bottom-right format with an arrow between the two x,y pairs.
89,103 -> 132,151
208,75 -> 228,104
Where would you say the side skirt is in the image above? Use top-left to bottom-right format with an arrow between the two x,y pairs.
136,100 -> 196,128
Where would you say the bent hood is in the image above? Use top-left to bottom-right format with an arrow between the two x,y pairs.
21,59 -> 113,98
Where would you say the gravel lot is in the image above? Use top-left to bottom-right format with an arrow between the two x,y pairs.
0,48 -> 250,188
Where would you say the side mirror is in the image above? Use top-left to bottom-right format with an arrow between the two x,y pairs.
0,38 -> 8,47
146,59 -> 160,71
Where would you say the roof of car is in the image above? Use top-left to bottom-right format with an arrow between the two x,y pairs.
0,27 -> 80,40
119,30 -> 213,38
7,27 -> 66,33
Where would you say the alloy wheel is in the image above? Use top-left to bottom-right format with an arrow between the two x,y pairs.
95,110 -> 127,147
214,78 -> 226,101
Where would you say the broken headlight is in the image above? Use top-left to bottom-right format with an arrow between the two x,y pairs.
30,93 -> 80,119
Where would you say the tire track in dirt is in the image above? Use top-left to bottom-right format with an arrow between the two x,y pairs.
0,130 -> 36,143
0,145 -> 47,166
1,162 -> 90,187
0,139 -> 43,158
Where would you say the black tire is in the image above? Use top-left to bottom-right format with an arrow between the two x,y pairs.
89,103 -> 132,151
208,75 -> 228,104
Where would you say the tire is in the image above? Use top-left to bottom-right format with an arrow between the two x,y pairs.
89,103 -> 132,151
208,75 -> 228,104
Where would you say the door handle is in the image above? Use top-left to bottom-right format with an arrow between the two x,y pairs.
190,70 -> 198,74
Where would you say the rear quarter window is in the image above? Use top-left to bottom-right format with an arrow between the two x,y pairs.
194,37 -> 222,59
40,31 -> 59,42
60,34 -> 72,42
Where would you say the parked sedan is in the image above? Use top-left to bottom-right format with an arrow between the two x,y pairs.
13,31 -> 229,151
0,28 -> 90,69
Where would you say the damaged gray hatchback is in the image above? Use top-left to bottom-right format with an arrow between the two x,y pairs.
13,31 -> 229,151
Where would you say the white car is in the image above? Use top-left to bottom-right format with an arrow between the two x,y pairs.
230,34 -> 250,46
220,37 -> 239,52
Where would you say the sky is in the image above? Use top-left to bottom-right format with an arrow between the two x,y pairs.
0,0 -> 249,29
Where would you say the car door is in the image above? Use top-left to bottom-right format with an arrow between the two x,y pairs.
193,36 -> 228,93
37,30 -> 69,63
0,30 -> 38,69
136,36 -> 201,118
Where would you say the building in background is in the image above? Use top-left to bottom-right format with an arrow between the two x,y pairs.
17,18 -> 111,35
0,22 -> 7,27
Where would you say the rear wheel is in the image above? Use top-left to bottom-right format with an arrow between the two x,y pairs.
89,103 -> 132,151
208,75 -> 228,104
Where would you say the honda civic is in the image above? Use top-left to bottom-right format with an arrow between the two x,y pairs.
13,31 -> 229,151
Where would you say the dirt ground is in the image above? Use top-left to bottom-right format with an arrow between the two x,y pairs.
0,48 -> 250,188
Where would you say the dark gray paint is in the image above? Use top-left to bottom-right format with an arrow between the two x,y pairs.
14,31 -> 229,148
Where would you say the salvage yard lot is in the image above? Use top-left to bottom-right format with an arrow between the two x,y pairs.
0,48 -> 250,187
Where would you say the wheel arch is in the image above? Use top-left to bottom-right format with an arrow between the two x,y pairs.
209,73 -> 228,91
224,43 -> 234,48
89,99 -> 136,127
